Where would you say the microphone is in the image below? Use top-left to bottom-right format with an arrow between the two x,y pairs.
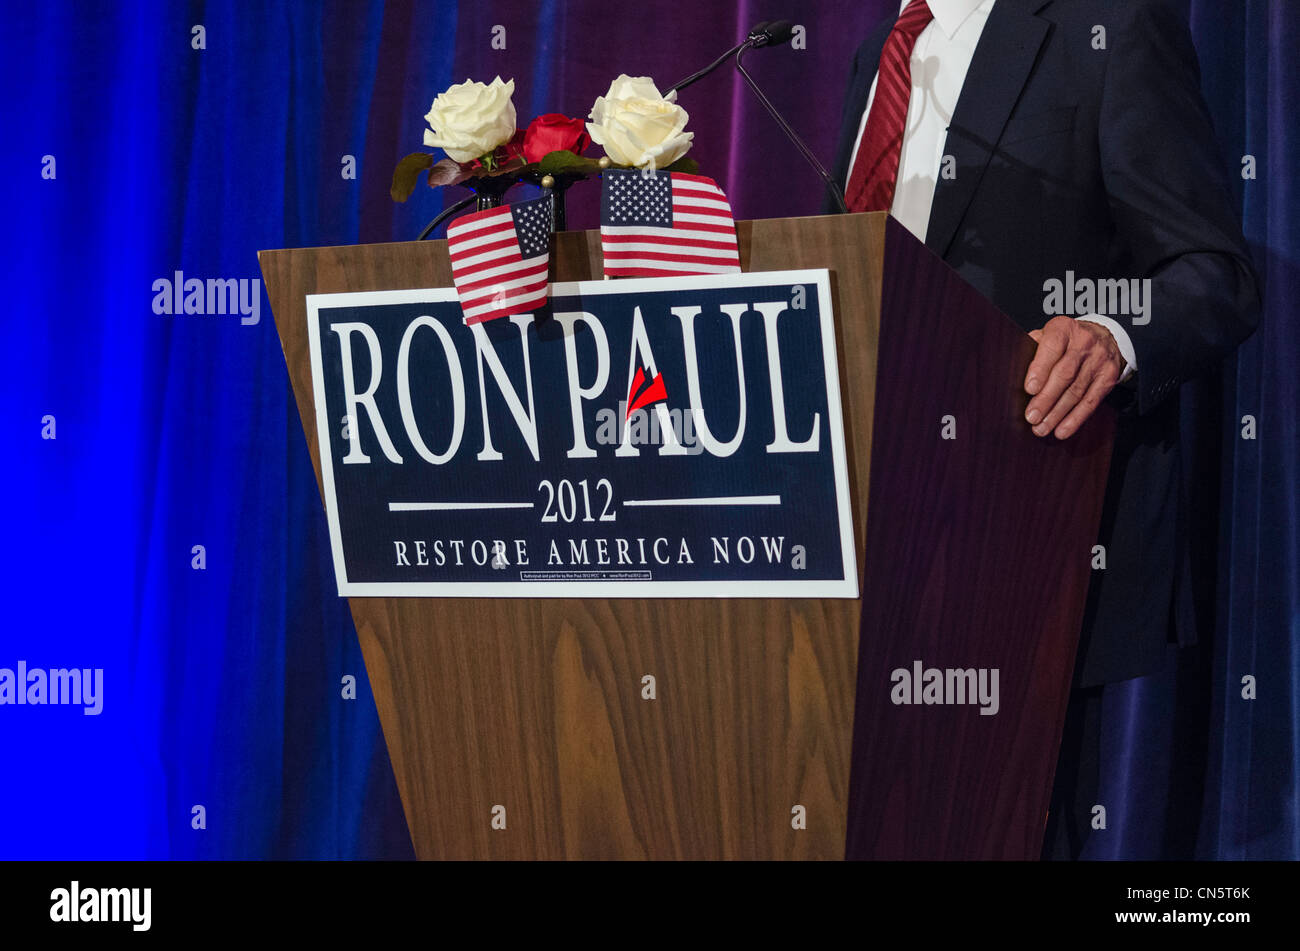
666,20 -> 848,213
734,21 -> 848,212
749,20 -> 794,47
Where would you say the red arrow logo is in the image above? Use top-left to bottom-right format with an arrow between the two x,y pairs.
626,367 -> 668,419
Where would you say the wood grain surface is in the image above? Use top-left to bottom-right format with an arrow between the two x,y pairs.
261,214 -> 885,859
260,211 -> 1112,859
844,218 -> 1115,859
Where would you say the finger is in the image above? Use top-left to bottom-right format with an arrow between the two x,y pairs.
1024,319 -> 1070,395
1033,355 -> 1099,436
1053,363 -> 1120,439
1026,344 -> 1085,429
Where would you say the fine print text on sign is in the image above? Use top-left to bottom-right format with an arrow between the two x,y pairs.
305,269 -> 856,597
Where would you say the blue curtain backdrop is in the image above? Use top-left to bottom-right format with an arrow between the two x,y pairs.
1,0 -> 1294,859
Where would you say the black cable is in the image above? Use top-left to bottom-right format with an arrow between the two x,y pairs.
666,41 -> 749,95
416,193 -> 477,240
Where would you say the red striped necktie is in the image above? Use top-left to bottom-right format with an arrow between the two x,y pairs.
845,0 -> 935,214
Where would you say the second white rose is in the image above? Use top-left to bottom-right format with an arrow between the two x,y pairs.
586,75 -> 693,170
423,76 -> 517,164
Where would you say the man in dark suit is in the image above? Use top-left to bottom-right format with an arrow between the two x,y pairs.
828,0 -> 1260,857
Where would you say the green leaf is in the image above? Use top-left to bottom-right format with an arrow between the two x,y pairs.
391,152 -> 434,202
662,156 -> 700,175
537,150 -> 603,177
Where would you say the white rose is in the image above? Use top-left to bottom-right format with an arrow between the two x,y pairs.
423,76 -> 517,164
586,74 -> 693,170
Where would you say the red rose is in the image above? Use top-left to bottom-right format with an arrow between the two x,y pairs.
468,129 -> 525,171
499,128 -> 527,163
522,113 -> 591,164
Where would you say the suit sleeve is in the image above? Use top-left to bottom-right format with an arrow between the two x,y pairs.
1098,0 -> 1260,413
823,44 -> 864,215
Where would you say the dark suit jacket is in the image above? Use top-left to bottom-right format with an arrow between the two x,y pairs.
828,0 -> 1260,686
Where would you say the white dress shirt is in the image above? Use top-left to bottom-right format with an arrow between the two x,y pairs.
847,0 -> 1137,377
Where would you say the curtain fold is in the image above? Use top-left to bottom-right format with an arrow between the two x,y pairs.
2,0 -> 1293,859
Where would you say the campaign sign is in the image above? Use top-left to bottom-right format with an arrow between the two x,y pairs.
305,269 -> 857,597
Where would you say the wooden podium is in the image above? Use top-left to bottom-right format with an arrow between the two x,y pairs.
259,213 -> 1113,859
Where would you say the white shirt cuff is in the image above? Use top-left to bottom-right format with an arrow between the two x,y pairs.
1076,313 -> 1137,382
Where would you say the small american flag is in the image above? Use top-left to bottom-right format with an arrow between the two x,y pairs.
446,193 -> 553,325
600,169 -> 741,278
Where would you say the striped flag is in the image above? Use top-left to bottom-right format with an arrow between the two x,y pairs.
446,193 -> 553,325
599,169 -> 741,278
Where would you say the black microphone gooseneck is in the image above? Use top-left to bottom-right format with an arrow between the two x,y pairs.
734,21 -> 848,212
666,22 -> 771,95
668,19 -> 848,213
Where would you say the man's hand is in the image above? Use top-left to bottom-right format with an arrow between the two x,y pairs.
1024,316 -> 1124,439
